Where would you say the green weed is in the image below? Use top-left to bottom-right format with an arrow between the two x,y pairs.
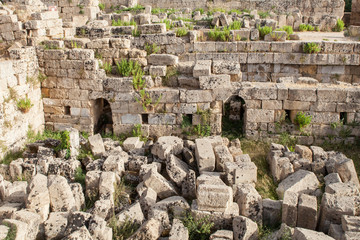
303,42 -> 320,54
182,213 -> 214,240
98,3 -> 105,11
108,216 -> 140,240
294,111 -> 312,130
333,19 -> 345,32
16,97 -> 33,113
176,27 -> 189,37
144,43 -> 160,55
258,26 -> 272,40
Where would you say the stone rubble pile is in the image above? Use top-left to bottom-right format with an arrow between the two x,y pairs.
0,130 -> 359,239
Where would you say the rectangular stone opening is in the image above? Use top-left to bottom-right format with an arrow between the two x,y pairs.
340,112 -> 347,124
64,106 -> 71,115
285,110 -> 292,122
142,114 -> 148,124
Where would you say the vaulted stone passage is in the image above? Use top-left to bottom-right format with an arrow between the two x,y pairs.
92,98 -> 113,134
222,96 -> 246,138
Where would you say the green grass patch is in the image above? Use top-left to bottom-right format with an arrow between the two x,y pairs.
4,222 -> 17,240
241,140 -> 278,200
182,213 -> 215,240
108,216 -> 140,240
1,151 -> 24,165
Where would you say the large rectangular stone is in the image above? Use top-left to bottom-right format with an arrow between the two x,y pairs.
297,194 -> 317,230
195,139 -> 215,172
317,88 -> 347,102
138,23 -> 166,34
199,74 -> 231,89
288,88 -> 317,102
148,114 -> 176,125
193,60 -> 212,78
148,54 -> 178,66
121,114 -> 141,124
246,109 -> 274,123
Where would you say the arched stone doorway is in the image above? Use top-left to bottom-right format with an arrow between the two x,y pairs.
222,95 -> 246,139
92,98 -> 113,134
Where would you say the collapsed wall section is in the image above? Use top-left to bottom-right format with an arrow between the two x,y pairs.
0,47 -> 44,158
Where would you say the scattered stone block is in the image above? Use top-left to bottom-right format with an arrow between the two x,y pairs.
169,218 -> 189,240
297,194 -> 317,230
123,137 -> 144,152
116,202 -> 145,224
166,154 -> 189,187
233,216 -> 258,240
335,158 -> 360,188
292,227 -> 335,240
127,218 -> 163,240
235,184 -> 262,224
195,139 -> 216,172
143,169 -> 178,199
210,230 -> 233,240
276,170 -> 319,199
282,191 -> 298,227
88,134 -> 105,157
151,136 -> 183,160
214,145 -> 233,172
48,175 -> 76,212
148,54 -> 178,66
341,215 -> 360,232
262,199 -> 282,228
44,212 -> 69,240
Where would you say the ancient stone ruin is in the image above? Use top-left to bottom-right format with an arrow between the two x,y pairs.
0,0 -> 359,239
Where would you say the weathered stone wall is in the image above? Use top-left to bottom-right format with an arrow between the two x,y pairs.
0,47 -> 44,158
135,0 -> 345,20
351,0 -> 360,25
40,36 -> 360,144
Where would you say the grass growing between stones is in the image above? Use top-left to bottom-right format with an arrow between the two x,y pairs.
3,222 -> 17,240
182,213 -> 214,240
108,216 -> 140,240
241,140 -> 278,200
1,151 -> 24,165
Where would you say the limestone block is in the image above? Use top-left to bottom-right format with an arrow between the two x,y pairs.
262,199 -> 282,228
324,173 -> 342,186
148,54 -> 178,66
246,109 -> 274,123
199,74 -> 231,89
182,169 -> 197,200
123,137 -> 144,152
166,154 -> 189,187
149,65 -> 166,77
0,203 -> 22,222
297,194 -> 317,230
143,169 -> 178,199
0,225 -> 9,239
195,139 -> 215,172
212,60 -> 241,75
341,215 -> 360,232
148,113 -> 177,125
181,90 -> 212,103
196,180 -> 232,212
282,191 -> 298,227
328,224 -> 343,240
5,181 -> 27,203
342,232 -> 360,240
139,187 -> 157,218
88,134 -> 105,157
103,78 -> 133,92
31,11 -> 59,20
210,230 -> 233,240
11,210 -> 41,240
319,193 -> 357,233
224,161 -> 257,185
48,175 -> 76,212
110,38 -> 131,49
169,219 -> 188,240
92,199 -> 113,220
235,184 -> 262,224
335,158 -> 360,188
138,23 -> 166,34
151,136 -> 183,160
233,216 -> 258,240
127,218 -> 163,240
2,219 -> 28,240
103,155 -> 125,176
69,49 -> 94,60
276,170 -> 320,199
63,226 -> 92,240
295,145 -> 312,162
214,145 -> 233,172
116,202 -> 144,224
88,215 -> 112,240
99,171 -> 117,203
193,60 -> 212,77
293,227 -> 335,240
26,176 -> 49,222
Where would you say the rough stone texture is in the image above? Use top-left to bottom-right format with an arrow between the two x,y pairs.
282,191 -> 298,227
341,215 -> 360,232
235,184 -> 262,224
169,218 -> 189,240
88,134 -> 106,157
166,154 -> 189,187
151,136 -> 183,160
297,194 -> 317,230
210,230 -> 233,240
47,175 -> 76,212
143,169 -> 178,199
293,227 -> 335,240
276,170 -> 319,199
262,199 -> 282,228
214,145 -> 233,172
26,174 -> 50,221
233,216 -> 258,240
127,218 -> 163,240
44,212 -> 69,240
335,158 -> 360,188
195,139 -> 216,172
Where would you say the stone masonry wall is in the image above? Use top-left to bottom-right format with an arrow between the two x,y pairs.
134,0 -> 345,20
351,0 -> 360,25
0,47 -> 44,158
40,36 -> 360,145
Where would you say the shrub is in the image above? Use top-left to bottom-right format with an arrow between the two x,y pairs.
278,25 -> 293,39
17,97 -> 33,113
161,19 -> 173,30
112,19 -> 137,26
98,3 -> 105,11
176,27 -> 189,37
303,42 -> 321,54
294,111 -> 312,130
182,213 -> 214,240
208,27 -> 231,42
229,20 -> 243,30
144,43 -> 160,55
307,24 -> 314,31
258,26 -> 272,40
74,167 -> 86,187
333,19 -> 345,32
109,216 -> 140,240
101,62 -> 112,74
258,11 -> 270,19
194,8 -> 205,15
115,59 -> 143,77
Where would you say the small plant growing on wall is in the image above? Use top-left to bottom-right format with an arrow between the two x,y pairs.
17,97 -> 33,113
303,42 -> 320,54
98,3 -> 105,11
258,26 -> 272,40
134,90 -> 162,112
176,27 -> 189,37
294,111 -> 312,131
144,43 -> 160,55
333,19 -> 345,32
